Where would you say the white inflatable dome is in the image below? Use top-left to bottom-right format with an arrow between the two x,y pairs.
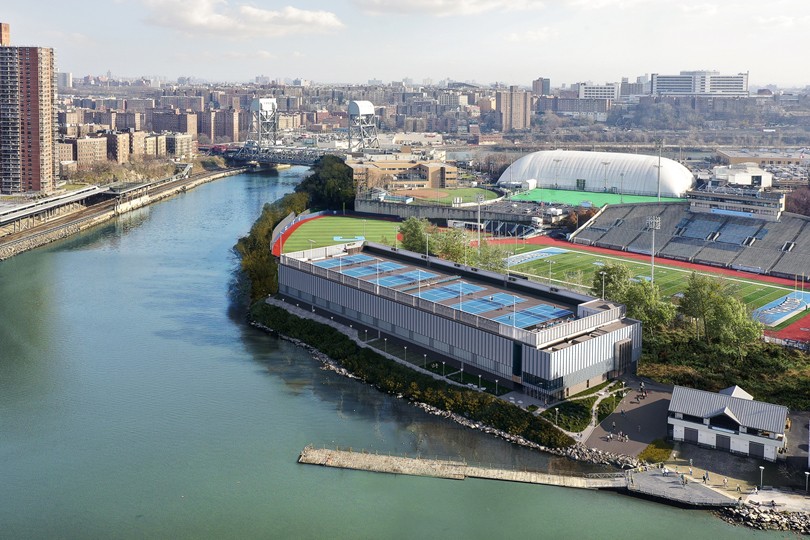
497,150 -> 694,198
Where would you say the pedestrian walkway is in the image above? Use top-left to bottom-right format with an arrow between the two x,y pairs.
629,467 -> 737,507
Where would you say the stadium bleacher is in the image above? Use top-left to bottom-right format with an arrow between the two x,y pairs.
569,201 -> 810,279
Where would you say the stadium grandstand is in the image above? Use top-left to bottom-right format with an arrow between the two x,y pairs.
569,160 -> 809,280
572,201 -> 810,278
497,149 -> 695,198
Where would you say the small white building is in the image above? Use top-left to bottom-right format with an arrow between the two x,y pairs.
668,385 -> 788,462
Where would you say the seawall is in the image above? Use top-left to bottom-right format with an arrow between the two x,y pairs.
0,168 -> 246,261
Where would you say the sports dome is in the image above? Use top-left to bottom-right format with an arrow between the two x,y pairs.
497,150 -> 695,198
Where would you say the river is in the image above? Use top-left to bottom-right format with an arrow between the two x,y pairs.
0,168 -> 774,538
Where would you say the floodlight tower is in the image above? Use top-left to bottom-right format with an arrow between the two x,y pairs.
238,98 -> 278,158
348,100 -> 379,153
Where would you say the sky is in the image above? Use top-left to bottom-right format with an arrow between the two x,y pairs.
4,0 -> 809,88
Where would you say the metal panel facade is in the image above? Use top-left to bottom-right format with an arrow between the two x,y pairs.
280,265 -> 515,379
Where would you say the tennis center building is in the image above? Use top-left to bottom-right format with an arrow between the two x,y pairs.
278,242 -> 641,399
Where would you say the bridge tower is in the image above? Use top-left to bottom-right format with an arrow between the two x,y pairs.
348,101 -> 379,153
238,98 -> 278,158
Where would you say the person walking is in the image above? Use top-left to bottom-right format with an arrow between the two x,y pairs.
723,477 -> 728,489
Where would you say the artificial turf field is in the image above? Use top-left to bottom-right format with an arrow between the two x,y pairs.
508,244 -> 795,315
510,188 -> 681,207
281,216 -> 800,323
281,216 -> 402,253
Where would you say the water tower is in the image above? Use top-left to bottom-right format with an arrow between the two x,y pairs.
348,100 -> 379,152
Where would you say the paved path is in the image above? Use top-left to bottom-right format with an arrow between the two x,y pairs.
629,467 -> 736,507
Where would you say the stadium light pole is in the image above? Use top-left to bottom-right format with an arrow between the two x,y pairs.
547,260 -> 555,285
601,161 -> 611,192
620,172 -> 625,204
647,216 -> 661,283
477,194 -> 484,256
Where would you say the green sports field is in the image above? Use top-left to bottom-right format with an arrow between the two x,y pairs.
510,188 -> 682,207
282,216 -> 797,320
402,187 -> 499,205
282,216 -> 401,253
509,245 -> 793,312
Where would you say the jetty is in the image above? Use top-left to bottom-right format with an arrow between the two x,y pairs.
298,446 -> 738,508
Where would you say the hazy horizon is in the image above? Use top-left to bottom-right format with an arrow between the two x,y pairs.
5,0 -> 809,88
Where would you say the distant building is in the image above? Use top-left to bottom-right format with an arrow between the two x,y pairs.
495,86 -> 532,132
717,149 -> 808,167
104,132 -> 130,164
651,71 -> 749,97
668,385 -> 788,462
0,23 -> 58,193
71,137 -> 108,170
577,83 -> 620,100
532,77 -> 551,96
57,71 -> 72,89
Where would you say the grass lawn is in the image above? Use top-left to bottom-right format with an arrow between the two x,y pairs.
510,245 -> 795,313
541,396 -> 596,432
282,216 -> 401,253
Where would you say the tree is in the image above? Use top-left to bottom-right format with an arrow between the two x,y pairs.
399,217 -> 430,253
623,280 -> 676,338
432,228 -> 467,262
471,238 -> 507,273
590,263 -> 632,301
677,272 -> 762,353
294,155 -> 355,211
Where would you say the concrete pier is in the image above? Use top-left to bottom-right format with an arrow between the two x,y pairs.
298,446 -> 624,489
299,446 -> 741,509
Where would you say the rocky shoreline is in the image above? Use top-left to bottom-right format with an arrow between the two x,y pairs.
252,320 -> 810,534
252,321 -> 639,471
718,504 -> 810,534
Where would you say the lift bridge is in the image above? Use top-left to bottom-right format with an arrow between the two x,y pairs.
232,98 -> 378,167
232,98 -> 326,167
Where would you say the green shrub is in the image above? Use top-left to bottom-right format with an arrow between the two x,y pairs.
637,439 -> 674,464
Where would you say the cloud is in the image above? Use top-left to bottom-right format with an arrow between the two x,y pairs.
565,0 -> 651,9
353,0 -> 545,17
505,27 -> 558,43
141,0 -> 344,37
755,14 -> 810,28
679,3 -> 718,16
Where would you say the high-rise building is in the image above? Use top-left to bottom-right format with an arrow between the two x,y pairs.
532,77 -> 551,96
495,86 -> 531,132
0,23 -> 58,193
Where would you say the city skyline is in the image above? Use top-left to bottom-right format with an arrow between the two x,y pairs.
5,0 -> 809,88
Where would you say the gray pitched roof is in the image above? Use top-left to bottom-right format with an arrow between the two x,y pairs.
669,386 -> 788,434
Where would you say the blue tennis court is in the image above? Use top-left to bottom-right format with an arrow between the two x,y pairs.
313,254 -> 375,269
493,303 -> 573,328
450,293 -> 526,315
341,261 -> 405,278
375,270 -> 438,288
416,282 -> 485,302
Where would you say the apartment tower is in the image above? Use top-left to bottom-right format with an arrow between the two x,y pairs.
0,23 -> 58,193
495,86 -> 532,132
